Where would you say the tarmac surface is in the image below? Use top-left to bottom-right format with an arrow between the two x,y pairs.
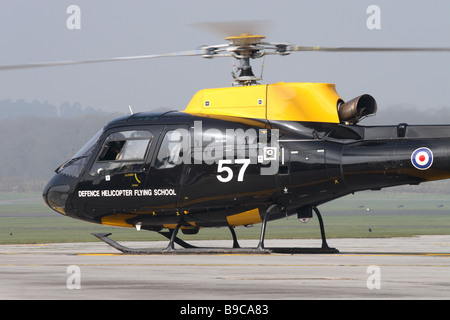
1,235 -> 450,300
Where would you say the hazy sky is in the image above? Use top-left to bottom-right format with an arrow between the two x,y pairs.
0,0 -> 449,120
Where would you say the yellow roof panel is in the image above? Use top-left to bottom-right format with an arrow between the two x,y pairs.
183,82 -> 341,123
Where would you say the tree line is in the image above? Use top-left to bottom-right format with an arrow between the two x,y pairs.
0,99 -> 108,119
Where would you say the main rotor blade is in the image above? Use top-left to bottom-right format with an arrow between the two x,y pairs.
0,50 -> 206,71
2,43 -> 449,71
287,46 -> 450,53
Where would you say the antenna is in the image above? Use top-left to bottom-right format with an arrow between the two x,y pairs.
129,105 -> 133,115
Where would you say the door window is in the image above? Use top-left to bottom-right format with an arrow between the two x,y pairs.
90,130 -> 153,175
155,130 -> 188,169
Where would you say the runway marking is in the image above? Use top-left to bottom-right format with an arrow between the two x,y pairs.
338,253 -> 450,257
216,277 -> 353,281
78,253 -> 120,256
1,262 -> 450,268
1,252 -> 450,258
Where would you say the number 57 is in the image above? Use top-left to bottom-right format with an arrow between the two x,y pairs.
216,159 -> 250,183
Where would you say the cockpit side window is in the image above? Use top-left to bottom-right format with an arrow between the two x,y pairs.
89,130 -> 153,175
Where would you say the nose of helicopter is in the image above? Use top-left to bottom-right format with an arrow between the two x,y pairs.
43,174 -> 77,215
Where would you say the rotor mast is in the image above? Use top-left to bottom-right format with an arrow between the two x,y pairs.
225,34 -> 266,86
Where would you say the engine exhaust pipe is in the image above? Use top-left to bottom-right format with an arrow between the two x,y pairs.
338,94 -> 377,124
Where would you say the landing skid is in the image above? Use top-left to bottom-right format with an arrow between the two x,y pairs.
92,206 -> 338,254
91,232 -> 271,255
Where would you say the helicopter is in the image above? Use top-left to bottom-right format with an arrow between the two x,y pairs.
4,33 -> 450,254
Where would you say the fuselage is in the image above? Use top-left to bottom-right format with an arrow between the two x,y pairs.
43,110 -> 450,233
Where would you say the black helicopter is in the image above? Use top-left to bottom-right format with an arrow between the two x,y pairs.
4,33 -> 450,254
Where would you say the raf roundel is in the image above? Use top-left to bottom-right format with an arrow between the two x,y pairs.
411,147 -> 433,170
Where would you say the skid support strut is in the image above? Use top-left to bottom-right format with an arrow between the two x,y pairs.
158,226 -> 240,249
312,206 -> 337,252
229,226 -> 240,248
165,223 -> 182,251
256,204 -> 279,251
255,205 -> 339,254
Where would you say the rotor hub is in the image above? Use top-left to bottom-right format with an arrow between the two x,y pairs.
225,34 -> 265,46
